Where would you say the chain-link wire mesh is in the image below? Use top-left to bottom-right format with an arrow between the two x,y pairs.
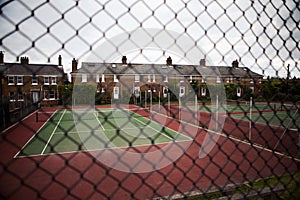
1,0 -> 300,199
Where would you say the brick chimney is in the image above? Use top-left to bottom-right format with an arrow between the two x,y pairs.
122,56 -> 127,64
58,55 -> 62,66
20,56 -> 29,64
232,59 -> 239,68
200,59 -> 206,66
72,58 -> 78,72
166,56 -> 172,66
0,51 -> 4,64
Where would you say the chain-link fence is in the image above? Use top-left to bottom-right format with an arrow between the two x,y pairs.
1,0 -> 300,199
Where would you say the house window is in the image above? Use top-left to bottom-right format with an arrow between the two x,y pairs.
202,77 -> 206,83
163,75 -> 168,82
113,86 -> 119,99
201,88 -> 206,96
82,74 -> 87,83
8,76 -> 14,85
216,76 -> 221,84
134,87 -> 140,97
190,75 -> 193,83
101,74 -> 105,82
179,86 -> 185,97
9,92 -> 15,101
148,74 -> 151,82
237,87 -> 241,97
17,76 -> 23,85
18,92 -> 24,101
51,77 -> 57,85
152,74 -> 156,82
113,74 -> 119,82
32,76 -> 38,85
44,76 -> 49,85
135,75 -> 140,82
49,90 -> 55,100
96,74 -> 100,83
180,76 -> 185,82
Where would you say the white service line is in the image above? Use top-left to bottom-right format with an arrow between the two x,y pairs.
41,110 -> 66,155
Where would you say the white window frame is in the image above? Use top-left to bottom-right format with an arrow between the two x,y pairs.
113,86 -> 119,99
147,74 -> 151,82
202,77 -> 206,83
51,76 -> 57,85
134,75 -> 140,82
113,74 -> 119,82
101,74 -> 105,82
17,76 -> 23,85
96,74 -> 100,83
216,76 -> 221,84
201,87 -> 206,96
8,76 -> 14,85
82,74 -> 87,83
18,92 -> 24,101
190,75 -> 193,83
134,86 -> 140,97
237,87 -> 242,97
179,86 -> 185,97
163,75 -> 168,82
9,92 -> 15,102
44,76 -> 50,85
49,90 -> 55,100
152,74 -> 156,82
32,76 -> 38,85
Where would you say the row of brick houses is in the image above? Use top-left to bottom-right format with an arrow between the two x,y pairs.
0,52 -> 68,111
1,51 -> 263,110
70,56 -> 263,103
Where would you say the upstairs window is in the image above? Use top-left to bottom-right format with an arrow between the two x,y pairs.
8,76 -> 14,85
32,76 -> 38,85
134,75 -> 140,82
101,74 -> 105,82
82,74 -> 87,83
17,76 -> 23,85
163,75 -> 168,82
51,77 -> 57,85
113,74 -> 119,82
44,76 -> 49,85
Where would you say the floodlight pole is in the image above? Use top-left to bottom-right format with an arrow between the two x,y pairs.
195,94 -> 198,124
216,95 -> 219,131
158,91 -> 161,112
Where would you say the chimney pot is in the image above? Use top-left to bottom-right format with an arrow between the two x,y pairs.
232,59 -> 238,68
122,56 -> 127,64
200,59 -> 206,66
21,56 -> 29,64
0,51 -> 4,64
72,58 -> 78,72
58,55 -> 62,66
166,56 -> 172,66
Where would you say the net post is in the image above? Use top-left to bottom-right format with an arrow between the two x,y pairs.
36,112 -> 38,122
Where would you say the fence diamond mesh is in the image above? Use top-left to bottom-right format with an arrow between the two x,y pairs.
0,0 -> 299,199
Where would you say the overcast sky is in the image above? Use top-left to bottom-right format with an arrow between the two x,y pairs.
0,0 -> 299,78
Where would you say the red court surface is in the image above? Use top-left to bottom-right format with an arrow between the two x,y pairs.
0,107 -> 299,199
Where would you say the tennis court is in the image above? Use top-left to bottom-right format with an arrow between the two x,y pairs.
16,108 -> 192,157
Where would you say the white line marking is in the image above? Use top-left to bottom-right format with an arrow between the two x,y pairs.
14,110 -> 58,158
41,110 -> 66,155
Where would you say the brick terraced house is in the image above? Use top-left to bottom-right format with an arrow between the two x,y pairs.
0,52 -> 68,110
70,56 -> 263,104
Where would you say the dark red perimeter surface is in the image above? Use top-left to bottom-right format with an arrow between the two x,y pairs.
0,106 -> 299,200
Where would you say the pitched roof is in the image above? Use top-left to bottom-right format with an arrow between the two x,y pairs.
2,63 -> 64,76
74,62 -> 263,78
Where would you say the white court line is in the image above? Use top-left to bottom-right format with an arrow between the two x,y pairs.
14,110 -> 58,158
41,110 -> 66,155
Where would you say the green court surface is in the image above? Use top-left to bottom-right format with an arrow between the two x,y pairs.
17,109 -> 191,157
230,110 -> 300,130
